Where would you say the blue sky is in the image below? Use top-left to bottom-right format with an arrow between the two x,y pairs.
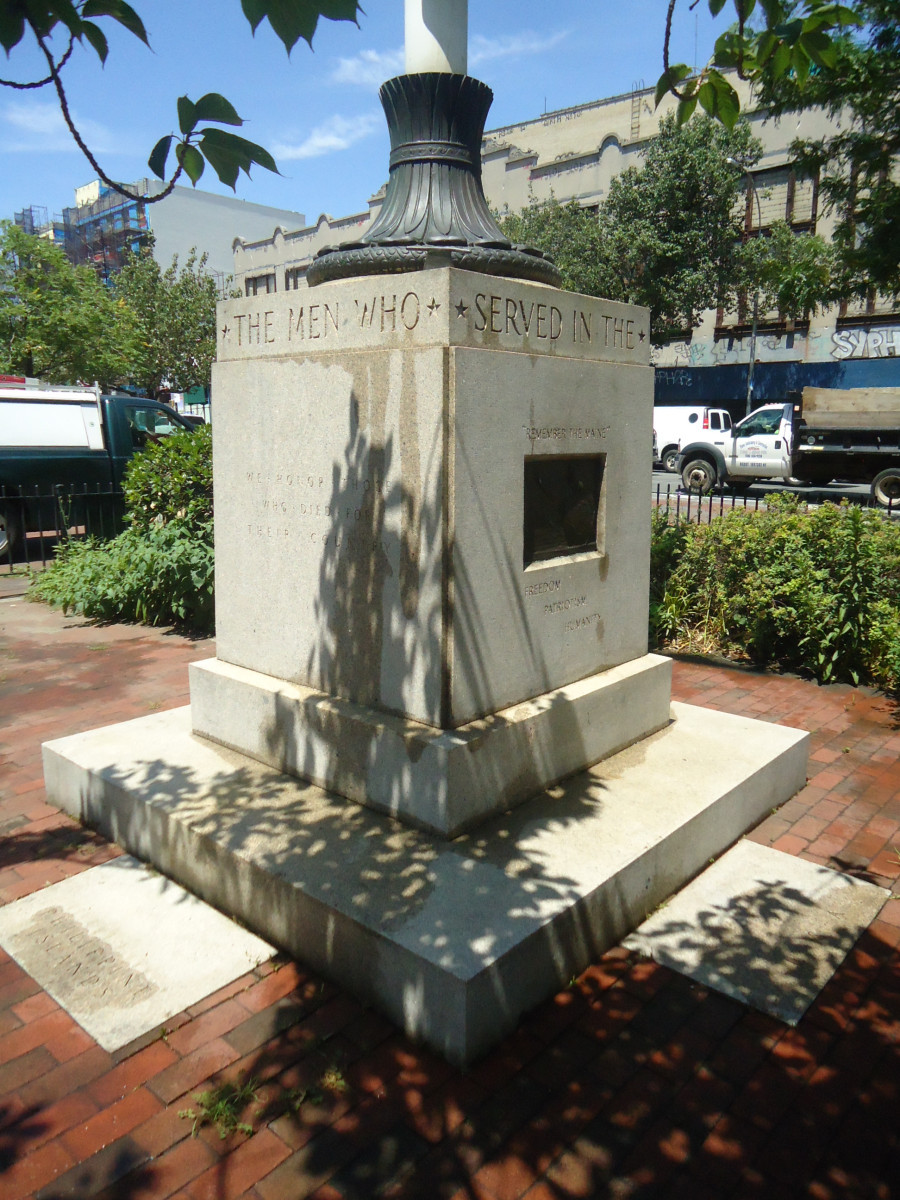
0,1 -> 723,229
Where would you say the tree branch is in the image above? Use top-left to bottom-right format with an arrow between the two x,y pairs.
0,37 -> 75,89
37,32 -> 183,204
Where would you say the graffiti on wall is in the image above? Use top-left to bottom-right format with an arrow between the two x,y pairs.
831,326 -> 900,360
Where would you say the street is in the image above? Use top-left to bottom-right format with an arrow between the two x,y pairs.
650,468 -> 882,509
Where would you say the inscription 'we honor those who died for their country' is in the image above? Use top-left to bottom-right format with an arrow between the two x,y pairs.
218,286 -> 648,358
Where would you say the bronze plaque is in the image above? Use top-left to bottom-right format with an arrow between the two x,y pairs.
523,454 -> 605,566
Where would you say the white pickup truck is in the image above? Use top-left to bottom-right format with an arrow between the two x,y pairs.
678,387 -> 900,507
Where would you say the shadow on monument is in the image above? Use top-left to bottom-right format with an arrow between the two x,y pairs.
253,387 -> 603,833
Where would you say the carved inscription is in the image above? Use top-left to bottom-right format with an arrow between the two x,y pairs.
523,425 -> 610,441
289,302 -> 340,341
524,579 -> 561,596
244,469 -> 384,550
565,612 -> 602,633
544,595 -> 587,615
217,286 -> 647,356
472,292 -> 635,348
23,906 -> 157,1011
355,292 -> 422,331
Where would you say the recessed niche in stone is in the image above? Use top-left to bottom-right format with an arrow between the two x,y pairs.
523,454 -> 606,567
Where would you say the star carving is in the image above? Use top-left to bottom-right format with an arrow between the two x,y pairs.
427,298 -> 440,314
455,300 -> 468,318
220,324 -> 230,340
638,329 -> 646,342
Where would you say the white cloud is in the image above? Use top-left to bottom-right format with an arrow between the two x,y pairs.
1,97 -> 113,153
331,48 -> 404,87
470,30 -> 569,65
273,113 -> 382,161
327,29 -> 567,89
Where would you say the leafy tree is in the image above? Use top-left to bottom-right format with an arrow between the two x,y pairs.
595,116 -> 764,340
114,238 -> 219,398
497,200 -> 606,297
503,117 -> 762,342
740,220 -> 835,319
0,221 -> 132,385
756,0 -> 900,298
0,1 -> 362,202
657,0 -> 862,127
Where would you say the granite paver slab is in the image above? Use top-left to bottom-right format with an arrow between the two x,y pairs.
0,855 -> 274,1051
624,839 -> 889,1024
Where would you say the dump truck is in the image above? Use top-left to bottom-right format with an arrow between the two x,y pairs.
677,386 -> 900,507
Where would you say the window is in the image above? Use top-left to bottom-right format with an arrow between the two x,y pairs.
736,409 -> 784,438
125,405 -> 182,448
245,274 -> 276,297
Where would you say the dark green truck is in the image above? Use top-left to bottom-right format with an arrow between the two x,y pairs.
0,383 -> 199,556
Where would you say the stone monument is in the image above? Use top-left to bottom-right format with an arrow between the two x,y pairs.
43,0 -> 809,1065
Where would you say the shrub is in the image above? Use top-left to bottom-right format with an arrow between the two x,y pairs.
31,520 -> 215,632
652,496 -> 900,690
33,425 -> 215,632
123,424 -> 213,533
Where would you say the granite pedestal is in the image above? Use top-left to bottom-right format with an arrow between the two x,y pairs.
42,266 -> 810,1063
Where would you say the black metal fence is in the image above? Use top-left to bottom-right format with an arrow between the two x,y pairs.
4,475 -> 894,576
653,481 -> 897,525
0,482 -> 126,574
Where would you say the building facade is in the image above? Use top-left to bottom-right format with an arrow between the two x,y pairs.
233,76 -> 899,410
15,181 -> 307,296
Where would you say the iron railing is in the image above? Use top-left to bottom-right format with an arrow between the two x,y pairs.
653,481 -> 896,525
0,482 -> 126,574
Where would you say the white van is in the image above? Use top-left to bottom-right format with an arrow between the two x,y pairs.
653,406 -> 733,472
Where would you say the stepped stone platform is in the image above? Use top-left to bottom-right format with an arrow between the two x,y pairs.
43,699 -> 808,1066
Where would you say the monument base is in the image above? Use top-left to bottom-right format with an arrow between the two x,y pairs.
43,701 -> 808,1066
190,654 -> 672,838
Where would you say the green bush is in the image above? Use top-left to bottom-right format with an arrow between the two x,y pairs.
33,428 -> 215,632
653,496 -> 900,690
123,424 -> 213,532
31,521 -> 215,632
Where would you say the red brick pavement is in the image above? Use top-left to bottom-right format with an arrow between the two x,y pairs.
1,595 -> 898,1199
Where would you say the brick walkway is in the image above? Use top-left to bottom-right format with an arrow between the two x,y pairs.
1,593 -> 898,1200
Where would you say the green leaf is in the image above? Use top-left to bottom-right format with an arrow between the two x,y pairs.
712,31 -> 748,69
755,29 -> 777,66
799,28 -> 838,70
708,69 -> 740,129
0,8 -> 26,53
177,95 -> 197,136
176,142 -> 205,185
27,0 -> 83,40
148,135 -> 172,180
770,39 -> 792,77
316,0 -> 360,17
82,0 -> 149,45
707,0 -> 729,15
197,128 -> 279,189
734,0 -> 756,20
241,0 -> 360,52
774,17 -> 804,44
697,80 -> 717,118
791,43 -> 811,85
191,93 -> 243,127
80,20 -> 109,63
654,63 -> 692,108
676,95 -> 699,125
